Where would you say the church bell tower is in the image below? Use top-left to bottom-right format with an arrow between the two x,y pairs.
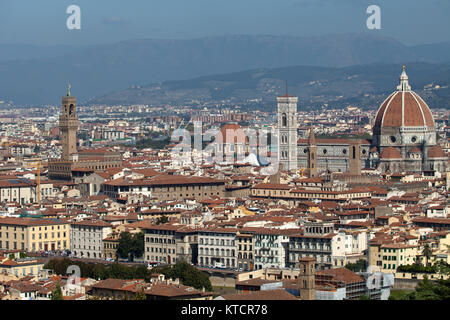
277,94 -> 298,171
307,126 -> 317,178
59,84 -> 79,160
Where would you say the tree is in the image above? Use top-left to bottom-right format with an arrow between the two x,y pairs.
422,244 -> 433,267
117,232 -> 133,260
51,282 -> 64,300
134,288 -> 147,300
156,216 -> 169,225
116,232 -> 144,262
153,261 -> 212,291
390,276 -> 450,300
359,294 -> 370,300
44,257 -> 152,281
434,260 -> 450,277
345,259 -> 366,272
131,231 -> 145,259
407,276 -> 440,300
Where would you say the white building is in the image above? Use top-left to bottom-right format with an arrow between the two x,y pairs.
70,220 -> 112,259
251,228 -> 301,270
197,228 -> 237,269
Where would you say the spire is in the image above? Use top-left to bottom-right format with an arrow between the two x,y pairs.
397,65 -> 411,91
67,83 -> 71,97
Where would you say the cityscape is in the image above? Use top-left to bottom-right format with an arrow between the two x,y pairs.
0,0 -> 449,308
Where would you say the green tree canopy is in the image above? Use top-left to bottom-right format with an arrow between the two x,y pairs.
117,231 -> 145,261
152,261 -> 212,291
421,243 -> 433,266
156,216 -> 169,225
345,259 -> 366,272
50,282 -> 64,300
389,276 -> 450,300
44,258 -> 151,281
134,288 -> 147,300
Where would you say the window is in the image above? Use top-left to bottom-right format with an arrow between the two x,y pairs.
282,113 -> 287,127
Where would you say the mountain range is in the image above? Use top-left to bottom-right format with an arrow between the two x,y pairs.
88,62 -> 450,110
0,33 -> 449,106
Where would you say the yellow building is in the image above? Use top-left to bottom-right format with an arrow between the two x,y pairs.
231,206 -> 256,219
103,234 -> 119,260
0,254 -> 45,278
0,217 -> 70,252
380,243 -> 419,273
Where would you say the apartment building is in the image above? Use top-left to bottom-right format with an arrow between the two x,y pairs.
174,227 -> 198,265
288,222 -> 345,270
0,178 -> 37,205
102,233 -> 119,260
144,224 -> 179,264
0,253 -> 45,278
236,231 -> 254,271
380,243 -> 419,273
251,183 -> 371,204
0,217 -> 70,252
249,228 -> 299,270
333,230 -> 368,266
70,220 -> 113,259
197,228 -> 238,268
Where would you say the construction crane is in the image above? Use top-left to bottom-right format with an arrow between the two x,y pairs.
26,158 -> 42,207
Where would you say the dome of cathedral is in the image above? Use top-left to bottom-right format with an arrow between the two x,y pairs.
374,66 -> 435,129
218,123 -> 247,143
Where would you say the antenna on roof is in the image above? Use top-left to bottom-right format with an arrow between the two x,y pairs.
285,80 -> 288,96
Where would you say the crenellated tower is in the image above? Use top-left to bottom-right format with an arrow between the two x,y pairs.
59,84 -> 79,160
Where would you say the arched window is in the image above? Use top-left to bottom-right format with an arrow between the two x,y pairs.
282,113 -> 287,127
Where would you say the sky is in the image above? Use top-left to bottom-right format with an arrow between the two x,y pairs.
0,0 -> 449,46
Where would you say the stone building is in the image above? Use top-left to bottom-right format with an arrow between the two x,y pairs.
276,92 -> 370,174
70,220 -> 112,259
197,228 -> 237,268
101,174 -> 225,201
371,66 -> 447,173
276,66 -> 447,174
0,217 -> 70,252
48,87 -> 122,181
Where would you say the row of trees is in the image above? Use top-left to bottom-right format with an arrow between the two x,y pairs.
44,258 -> 150,281
151,261 -> 212,291
44,259 -> 212,292
135,137 -> 170,150
397,260 -> 450,274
